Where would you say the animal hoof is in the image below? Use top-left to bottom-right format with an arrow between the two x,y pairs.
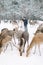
20,52 -> 22,56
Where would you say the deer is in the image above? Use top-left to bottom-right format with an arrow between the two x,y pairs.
0,33 -> 12,53
13,27 -> 29,56
0,27 -> 29,56
35,24 -> 43,34
19,30 -> 29,56
26,33 -> 43,57
0,28 -> 19,53
29,20 -> 38,25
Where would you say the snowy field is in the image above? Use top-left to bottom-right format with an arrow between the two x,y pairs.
0,20 -> 43,65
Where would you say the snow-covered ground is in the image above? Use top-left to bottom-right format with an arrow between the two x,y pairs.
0,20 -> 43,65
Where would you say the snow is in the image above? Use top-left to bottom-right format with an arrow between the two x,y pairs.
0,20 -> 43,65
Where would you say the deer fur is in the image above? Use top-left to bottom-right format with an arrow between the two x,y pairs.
26,33 -> 43,57
13,28 -> 29,56
0,28 -> 19,53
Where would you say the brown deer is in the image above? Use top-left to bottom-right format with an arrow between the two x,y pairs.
0,32 -> 13,53
26,33 -> 43,57
18,30 -> 29,56
0,28 -> 19,53
13,28 -> 29,56
0,27 -> 29,56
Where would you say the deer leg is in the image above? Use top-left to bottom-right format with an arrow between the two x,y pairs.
19,46 -> 22,56
14,37 -> 16,44
3,44 -> 9,52
20,52 -> 22,56
26,40 -> 29,56
12,41 -> 19,50
38,44 -> 41,56
0,48 -> 2,54
26,45 -> 29,57
33,45 -> 36,54
9,42 -> 13,50
23,41 -> 25,52
19,42 -> 24,56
